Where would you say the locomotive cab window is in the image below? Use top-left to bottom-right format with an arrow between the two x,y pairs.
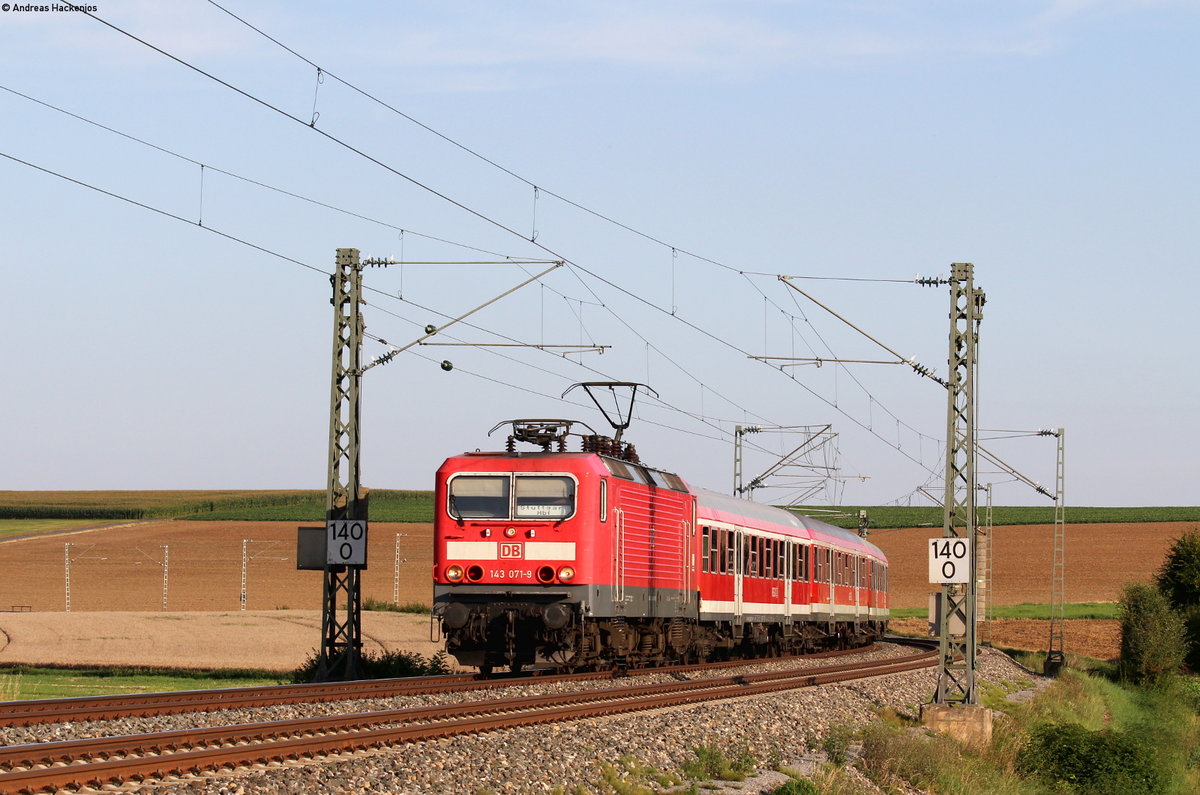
514,476 -> 576,519
447,474 -> 575,520
447,475 -> 510,519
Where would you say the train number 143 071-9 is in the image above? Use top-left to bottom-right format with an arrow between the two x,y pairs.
489,568 -> 534,580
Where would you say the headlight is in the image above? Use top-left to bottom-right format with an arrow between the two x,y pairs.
558,566 -> 576,582
445,565 -> 464,582
504,527 -> 518,538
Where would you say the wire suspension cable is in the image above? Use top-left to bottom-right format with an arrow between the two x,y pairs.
779,276 -> 946,386
40,10 -> 943,486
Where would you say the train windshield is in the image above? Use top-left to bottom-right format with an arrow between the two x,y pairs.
515,476 -> 575,519
447,474 -> 575,520
447,475 -> 509,518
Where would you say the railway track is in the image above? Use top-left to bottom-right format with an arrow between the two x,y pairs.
0,643 -> 876,728
0,639 -> 935,793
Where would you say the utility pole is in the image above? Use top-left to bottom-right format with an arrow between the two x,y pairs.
934,262 -> 985,706
64,543 -> 72,613
240,539 -> 248,611
160,545 -> 169,612
393,533 -> 407,606
1045,428 -> 1066,674
733,425 -> 758,495
315,247 -> 368,681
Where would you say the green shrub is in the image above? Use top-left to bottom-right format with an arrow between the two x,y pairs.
856,724 -> 945,790
1179,604 -> 1200,672
290,648 -> 450,682
1118,583 -> 1186,685
821,722 -> 856,766
1017,722 -> 1167,795
363,598 -> 431,615
1156,530 -> 1200,609
598,755 -> 680,793
770,778 -> 819,795
680,746 -> 753,782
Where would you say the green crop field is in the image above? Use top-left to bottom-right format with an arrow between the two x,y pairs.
0,490 -> 323,521
179,490 -> 433,522
2,491 -> 1197,527
792,504 -> 1200,529
0,490 -> 434,523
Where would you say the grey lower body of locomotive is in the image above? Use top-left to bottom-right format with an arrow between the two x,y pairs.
434,583 -> 887,672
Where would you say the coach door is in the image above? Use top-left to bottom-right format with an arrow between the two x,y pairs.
733,528 -> 745,626
826,548 -> 835,621
783,540 -> 794,627
854,555 -> 862,624
679,519 -> 693,610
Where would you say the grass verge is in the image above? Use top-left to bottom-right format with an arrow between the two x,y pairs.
0,663 -> 284,700
0,519 -> 120,538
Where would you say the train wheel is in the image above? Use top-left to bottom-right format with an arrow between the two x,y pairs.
479,664 -> 493,677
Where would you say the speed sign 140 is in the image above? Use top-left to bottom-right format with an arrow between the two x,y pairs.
327,519 -> 368,567
928,537 -> 971,584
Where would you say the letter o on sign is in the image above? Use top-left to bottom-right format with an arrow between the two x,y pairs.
327,520 -> 369,567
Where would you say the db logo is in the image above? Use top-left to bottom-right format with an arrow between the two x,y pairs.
499,543 -> 523,559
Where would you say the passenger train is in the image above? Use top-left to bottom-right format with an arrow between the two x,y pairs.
433,416 -> 888,673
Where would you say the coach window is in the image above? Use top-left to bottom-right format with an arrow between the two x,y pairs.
701,526 -> 710,573
514,476 -> 575,519
448,475 -> 509,519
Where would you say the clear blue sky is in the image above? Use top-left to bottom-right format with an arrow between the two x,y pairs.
1,1 -> 1196,506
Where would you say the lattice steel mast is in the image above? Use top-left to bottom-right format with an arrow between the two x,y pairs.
935,263 -> 985,705
316,247 -> 368,681
1045,428 -> 1066,674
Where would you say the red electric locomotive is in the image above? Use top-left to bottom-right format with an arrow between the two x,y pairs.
433,408 -> 888,673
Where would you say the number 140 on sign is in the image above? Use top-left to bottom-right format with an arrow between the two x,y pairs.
928,538 -> 971,584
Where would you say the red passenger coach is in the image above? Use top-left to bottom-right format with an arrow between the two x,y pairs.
434,418 -> 888,673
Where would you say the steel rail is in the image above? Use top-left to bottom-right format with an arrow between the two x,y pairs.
0,645 -> 913,770
0,641 -> 934,794
0,644 -> 877,727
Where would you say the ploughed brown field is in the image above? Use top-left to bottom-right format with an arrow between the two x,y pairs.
0,520 -> 1191,669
